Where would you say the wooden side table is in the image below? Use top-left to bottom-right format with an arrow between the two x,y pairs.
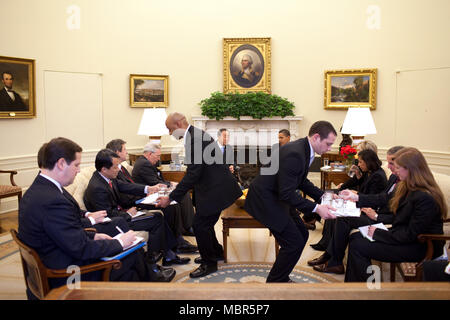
320,151 -> 347,189
159,164 -> 186,183
321,169 -> 349,190
221,203 -> 279,263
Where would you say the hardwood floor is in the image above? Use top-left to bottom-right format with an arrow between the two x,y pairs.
0,210 -> 18,235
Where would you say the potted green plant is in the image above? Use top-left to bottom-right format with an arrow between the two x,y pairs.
199,91 -> 295,120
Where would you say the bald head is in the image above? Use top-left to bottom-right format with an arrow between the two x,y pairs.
166,112 -> 190,139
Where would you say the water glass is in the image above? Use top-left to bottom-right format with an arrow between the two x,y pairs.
324,158 -> 329,167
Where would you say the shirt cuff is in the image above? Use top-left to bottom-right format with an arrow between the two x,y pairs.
144,186 -> 149,194
116,238 -> 125,249
312,204 -> 318,213
88,216 -> 96,225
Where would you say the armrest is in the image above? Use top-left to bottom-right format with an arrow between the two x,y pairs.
418,233 -> 450,262
46,259 -> 122,279
0,169 -> 19,186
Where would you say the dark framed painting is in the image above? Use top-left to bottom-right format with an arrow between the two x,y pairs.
324,69 -> 377,110
223,38 -> 271,93
130,74 -> 168,107
0,56 -> 36,118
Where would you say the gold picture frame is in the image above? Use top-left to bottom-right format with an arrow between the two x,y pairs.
0,56 -> 36,119
223,37 -> 271,93
324,69 -> 377,110
130,74 -> 168,107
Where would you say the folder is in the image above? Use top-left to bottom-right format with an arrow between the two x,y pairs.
101,236 -> 146,261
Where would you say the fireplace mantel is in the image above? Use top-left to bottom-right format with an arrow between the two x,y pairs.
192,115 -> 303,146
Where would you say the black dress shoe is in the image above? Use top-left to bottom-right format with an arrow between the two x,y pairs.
310,243 -> 327,251
194,255 -> 224,264
176,243 -> 199,254
149,265 -> 176,282
162,255 -> 191,266
189,264 -> 218,278
307,252 -> 331,266
146,251 -> 163,264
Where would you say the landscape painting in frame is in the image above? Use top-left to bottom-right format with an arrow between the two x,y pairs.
130,74 -> 168,107
324,69 -> 377,110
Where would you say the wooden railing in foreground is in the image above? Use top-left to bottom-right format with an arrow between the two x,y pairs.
46,282 -> 450,300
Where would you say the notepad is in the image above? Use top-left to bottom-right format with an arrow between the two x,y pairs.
358,223 -> 388,242
101,234 -> 146,261
131,210 -> 156,222
136,194 -> 178,206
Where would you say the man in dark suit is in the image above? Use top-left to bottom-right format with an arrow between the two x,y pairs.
216,128 -> 236,173
157,113 -> 243,278
131,142 -> 196,238
0,71 -> 27,111
106,139 -> 197,253
83,149 -> 187,275
308,146 -> 405,274
18,137 -> 152,299
244,121 -> 338,282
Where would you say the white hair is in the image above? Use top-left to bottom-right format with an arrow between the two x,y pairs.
241,54 -> 253,64
143,142 -> 161,154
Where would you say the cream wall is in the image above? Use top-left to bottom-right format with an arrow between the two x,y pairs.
1,0 -> 450,212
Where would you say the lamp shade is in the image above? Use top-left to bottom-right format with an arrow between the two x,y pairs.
137,108 -> 169,137
341,107 -> 377,136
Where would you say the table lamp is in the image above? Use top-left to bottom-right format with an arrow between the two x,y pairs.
137,108 -> 169,144
340,107 -> 376,146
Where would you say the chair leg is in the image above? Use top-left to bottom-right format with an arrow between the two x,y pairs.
390,263 -> 396,282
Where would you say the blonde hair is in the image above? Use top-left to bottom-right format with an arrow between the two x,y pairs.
389,147 -> 447,219
358,140 -> 378,153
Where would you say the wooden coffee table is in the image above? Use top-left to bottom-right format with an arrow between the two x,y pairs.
221,203 -> 279,263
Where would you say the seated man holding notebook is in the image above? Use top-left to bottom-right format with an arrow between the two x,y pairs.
19,138 -> 171,299
83,149 -> 190,267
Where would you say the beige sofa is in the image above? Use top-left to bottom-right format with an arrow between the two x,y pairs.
65,163 -> 149,240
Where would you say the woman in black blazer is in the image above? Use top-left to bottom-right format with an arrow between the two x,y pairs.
338,149 -> 387,194
312,149 -> 387,251
345,147 -> 447,282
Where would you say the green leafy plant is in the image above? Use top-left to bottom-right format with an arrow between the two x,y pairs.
199,91 -> 295,120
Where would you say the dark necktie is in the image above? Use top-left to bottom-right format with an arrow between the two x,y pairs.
121,166 -> 134,183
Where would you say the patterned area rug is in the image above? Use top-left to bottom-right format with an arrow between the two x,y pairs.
174,262 -> 339,283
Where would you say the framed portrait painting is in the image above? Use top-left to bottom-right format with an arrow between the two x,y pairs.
324,69 -> 377,110
130,74 -> 168,107
223,38 -> 271,93
0,56 -> 36,119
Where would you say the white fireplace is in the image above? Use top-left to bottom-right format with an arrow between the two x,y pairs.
192,115 -> 303,146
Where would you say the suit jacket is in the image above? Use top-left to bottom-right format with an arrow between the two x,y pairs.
83,171 -> 147,221
373,190 -> 444,255
169,126 -> 242,215
339,167 -> 387,195
132,156 -> 170,187
117,165 -> 143,208
0,87 -> 27,111
244,137 -> 324,233
18,175 -> 123,272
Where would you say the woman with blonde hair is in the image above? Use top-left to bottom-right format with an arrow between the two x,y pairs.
345,147 -> 446,282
